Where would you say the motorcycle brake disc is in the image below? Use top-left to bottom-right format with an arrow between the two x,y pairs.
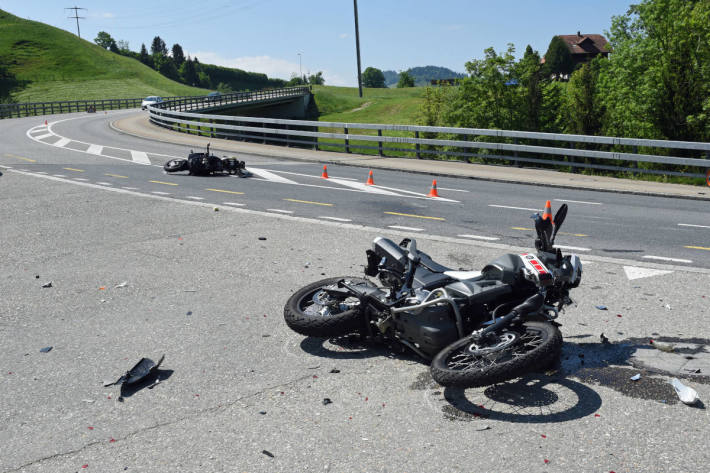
466,331 -> 519,356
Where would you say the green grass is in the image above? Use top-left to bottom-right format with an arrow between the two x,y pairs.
0,9 -> 209,102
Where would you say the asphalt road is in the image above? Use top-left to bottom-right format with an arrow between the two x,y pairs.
1,111 -> 710,472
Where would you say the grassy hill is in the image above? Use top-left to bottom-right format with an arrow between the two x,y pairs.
0,9 -> 209,102
312,85 -> 425,125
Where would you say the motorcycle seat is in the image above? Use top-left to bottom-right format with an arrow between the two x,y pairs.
413,266 -> 453,290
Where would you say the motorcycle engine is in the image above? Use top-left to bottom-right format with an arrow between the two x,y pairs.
394,289 -> 459,358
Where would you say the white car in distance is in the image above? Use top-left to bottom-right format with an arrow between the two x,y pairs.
141,96 -> 163,110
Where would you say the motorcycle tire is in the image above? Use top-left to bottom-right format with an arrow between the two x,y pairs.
284,277 -> 370,338
164,159 -> 188,173
430,321 -> 562,388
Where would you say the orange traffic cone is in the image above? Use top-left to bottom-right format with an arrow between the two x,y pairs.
366,170 -> 374,186
542,200 -> 553,221
44,120 -> 48,126
321,165 -> 329,179
427,179 -> 440,198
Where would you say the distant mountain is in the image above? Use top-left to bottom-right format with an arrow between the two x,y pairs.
383,66 -> 466,87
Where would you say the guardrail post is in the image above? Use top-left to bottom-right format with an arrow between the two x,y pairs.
415,131 -> 421,159
262,123 -> 266,144
513,138 -> 519,167
632,146 -> 639,176
378,129 -> 383,156
344,127 -> 350,153
285,124 -> 290,147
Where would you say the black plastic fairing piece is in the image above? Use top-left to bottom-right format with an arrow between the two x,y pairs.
107,355 -> 165,386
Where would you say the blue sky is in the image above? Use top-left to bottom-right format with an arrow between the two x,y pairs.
2,1 -> 632,86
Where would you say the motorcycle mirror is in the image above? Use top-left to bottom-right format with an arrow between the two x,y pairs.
551,204 -> 568,243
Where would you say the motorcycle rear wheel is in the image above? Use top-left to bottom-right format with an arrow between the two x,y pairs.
430,321 -> 562,388
164,159 -> 188,172
284,277 -> 369,338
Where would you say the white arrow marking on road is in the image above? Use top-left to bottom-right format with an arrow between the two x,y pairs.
54,138 -> 71,148
247,167 -> 299,184
87,144 -> 103,155
130,151 -> 151,165
623,266 -> 674,280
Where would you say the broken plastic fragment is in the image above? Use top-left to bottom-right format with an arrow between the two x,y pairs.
262,450 -> 274,458
105,355 -> 165,386
630,373 -> 641,381
474,425 -> 491,431
115,281 -> 128,288
653,341 -> 675,353
330,369 -> 340,373
322,398 -> 332,405
670,378 -> 699,405
258,237 -> 267,241
595,305 -> 608,311
600,333 -> 610,344
40,346 -> 53,353
41,281 -> 53,288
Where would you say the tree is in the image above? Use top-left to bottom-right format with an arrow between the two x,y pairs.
171,43 -> 185,66
139,43 -> 152,67
109,41 -> 119,54
94,31 -> 115,50
0,61 -> 20,102
362,67 -> 386,88
397,70 -> 415,88
179,57 -> 198,86
543,36 -> 574,79
516,45 -> 544,131
150,36 -> 168,56
153,53 -> 178,81
307,71 -> 325,85
565,59 -> 603,136
116,40 -> 130,53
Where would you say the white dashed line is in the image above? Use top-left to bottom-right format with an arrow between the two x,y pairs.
222,202 -> 245,207
54,138 -> 71,148
131,151 -> 151,165
73,178 -> 88,181
678,223 -> 710,229
438,187 -> 470,193
96,181 -> 113,186
319,216 -> 352,222
267,209 -> 294,214
388,225 -> 424,232
151,191 -> 171,195
122,187 -> 139,190
87,144 -> 103,155
34,133 -> 53,140
52,174 -> 67,177
555,199 -> 602,205
554,245 -> 592,252
186,196 -> 204,200
642,255 -> 692,264
457,234 -> 500,241
35,171 -> 48,175
489,204 -> 539,212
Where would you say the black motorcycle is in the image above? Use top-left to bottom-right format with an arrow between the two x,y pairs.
163,143 -> 249,177
284,201 -> 582,387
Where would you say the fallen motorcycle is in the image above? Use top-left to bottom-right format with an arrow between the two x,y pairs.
284,201 -> 582,387
163,143 -> 250,177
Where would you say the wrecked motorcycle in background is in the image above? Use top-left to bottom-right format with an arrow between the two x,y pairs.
163,143 -> 250,177
284,201 -> 582,387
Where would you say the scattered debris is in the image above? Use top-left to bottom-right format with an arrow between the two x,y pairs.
684,368 -> 702,374
322,398 -> 333,405
665,304 -> 672,311
262,450 -> 274,458
330,369 -> 340,374
600,333 -> 610,344
214,207 -> 219,212
258,237 -> 267,241
186,311 -> 192,316
616,314 -> 623,318
39,346 -> 53,353
259,411 -> 267,415
115,281 -> 128,288
474,425 -> 491,431
652,341 -> 675,353
82,399 -> 95,403
595,305 -> 608,311
104,355 -> 165,387
99,286 -> 106,290
670,378 -> 699,405
35,275 -> 40,279
630,373 -> 641,381
41,281 -> 53,288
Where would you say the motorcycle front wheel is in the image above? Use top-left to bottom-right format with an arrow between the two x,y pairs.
284,277 -> 370,338
430,321 -> 562,388
164,159 -> 188,173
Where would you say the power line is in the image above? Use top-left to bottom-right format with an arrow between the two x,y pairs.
65,6 -> 86,38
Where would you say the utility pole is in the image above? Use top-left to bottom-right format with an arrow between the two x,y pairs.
353,0 -> 363,97
65,6 -> 86,38
298,52 -> 302,82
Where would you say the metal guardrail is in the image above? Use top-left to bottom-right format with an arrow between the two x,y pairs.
0,86 -> 311,119
148,105 -> 710,180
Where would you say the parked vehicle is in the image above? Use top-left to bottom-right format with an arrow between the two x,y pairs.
205,91 -> 221,102
163,143 -> 250,177
141,96 -> 163,110
283,201 -> 582,387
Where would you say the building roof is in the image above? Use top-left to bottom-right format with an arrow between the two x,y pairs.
558,33 -> 610,55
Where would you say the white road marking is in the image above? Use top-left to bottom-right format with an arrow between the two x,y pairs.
388,225 -> 424,232
642,255 -> 692,264
555,199 -> 602,205
457,234 -> 500,241
438,187 -> 469,193
87,144 -> 103,155
52,174 -> 67,177
73,178 -> 88,181
96,181 -> 113,186
34,133 -> 54,140
319,216 -> 352,222
122,186 -> 139,190
54,138 -> 71,148
623,266 -> 674,280
267,209 -> 294,214
30,127 -> 47,134
130,151 -> 151,165
554,245 -> 592,252
186,196 -> 204,200
35,171 -> 48,175
222,202 -> 245,207
19,169 -> 29,172
151,191 -> 170,195
489,204 -> 539,212
678,223 -> 710,229
248,167 -> 299,184
327,178 -> 402,196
